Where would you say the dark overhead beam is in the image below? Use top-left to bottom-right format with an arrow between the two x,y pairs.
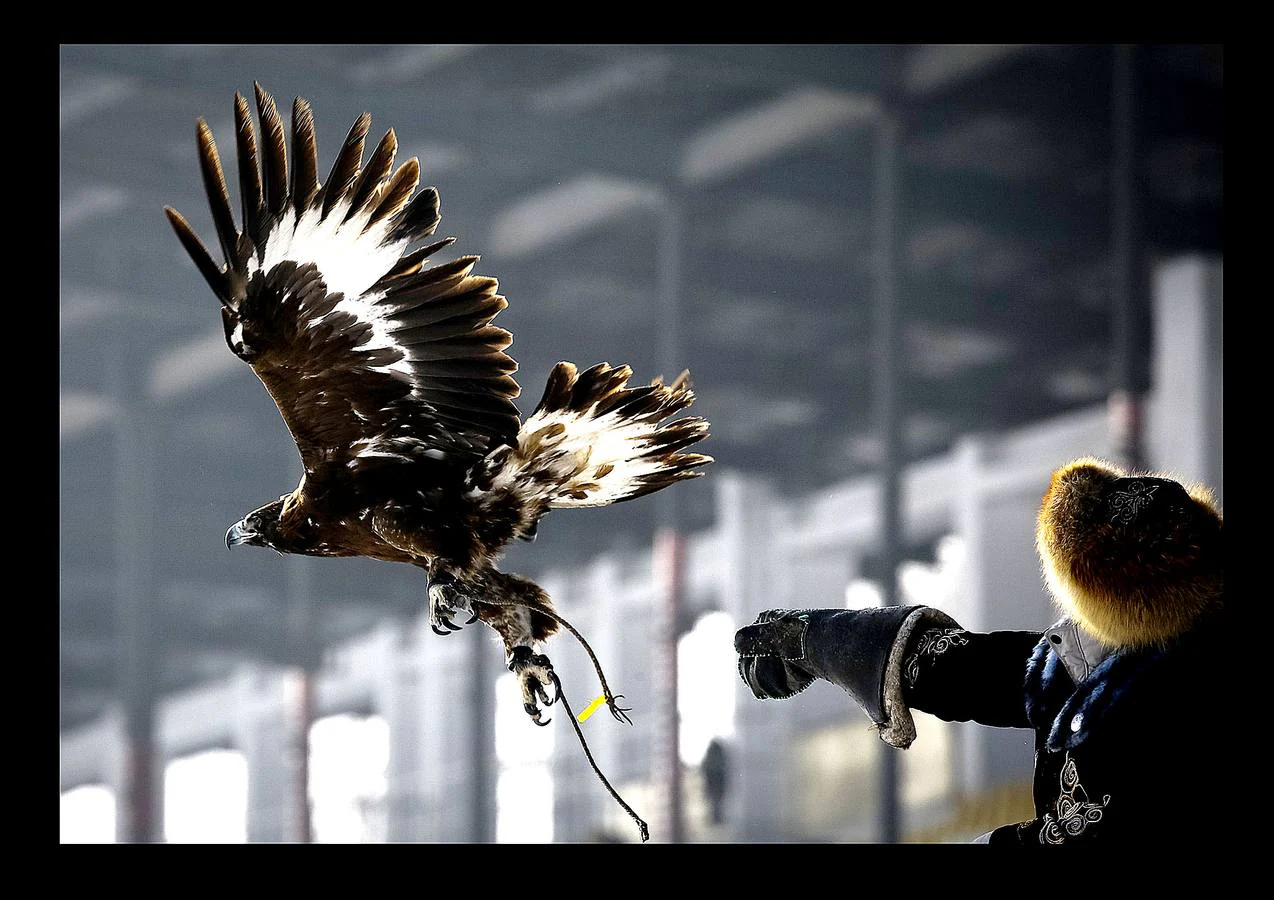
904,44 -> 1038,98
1139,51 -> 1224,138
905,276 -> 1111,332
905,45 -> 1110,127
686,139 -> 876,208
904,324 -> 1113,417
687,245 -> 869,306
1143,197 -> 1223,254
905,165 -> 1108,244
668,44 -> 893,94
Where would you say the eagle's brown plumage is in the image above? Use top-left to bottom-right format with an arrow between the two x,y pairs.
165,84 -> 712,723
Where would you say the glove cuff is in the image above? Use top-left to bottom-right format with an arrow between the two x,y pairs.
878,607 -> 959,748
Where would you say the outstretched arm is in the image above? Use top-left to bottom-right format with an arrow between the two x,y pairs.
898,624 -> 1040,729
736,607 -> 1041,747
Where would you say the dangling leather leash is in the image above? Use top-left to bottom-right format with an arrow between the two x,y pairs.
548,668 -> 649,843
476,597 -> 649,842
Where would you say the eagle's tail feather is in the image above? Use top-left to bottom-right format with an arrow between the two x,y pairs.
493,362 -> 711,511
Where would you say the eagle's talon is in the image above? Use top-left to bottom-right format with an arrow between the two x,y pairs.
427,572 -> 472,635
535,680 -> 555,708
464,609 -> 480,626
509,646 -> 557,724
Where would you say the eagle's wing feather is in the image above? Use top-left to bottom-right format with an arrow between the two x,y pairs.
165,84 -> 521,474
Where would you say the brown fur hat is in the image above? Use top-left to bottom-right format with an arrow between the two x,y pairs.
1035,457 -> 1224,648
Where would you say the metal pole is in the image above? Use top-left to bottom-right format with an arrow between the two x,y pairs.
1110,43 -> 1149,473
286,548 -> 315,842
469,625 -> 494,842
872,47 -> 905,845
109,339 -> 159,843
653,528 -> 685,842
654,193 -> 685,843
466,102 -> 496,845
294,667 -> 314,843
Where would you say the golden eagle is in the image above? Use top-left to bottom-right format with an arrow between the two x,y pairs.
164,84 -> 711,725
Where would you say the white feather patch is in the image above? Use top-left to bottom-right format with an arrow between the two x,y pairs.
491,407 -> 673,509
247,201 -> 415,379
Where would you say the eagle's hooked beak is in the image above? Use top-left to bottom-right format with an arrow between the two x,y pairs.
225,519 -> 255,550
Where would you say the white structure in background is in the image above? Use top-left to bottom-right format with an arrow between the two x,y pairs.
59,257 -> 1221,842
309,714 -> 390,843
494,672 -> 555,843
60,785 -> 115,843
164,749 -> 248,842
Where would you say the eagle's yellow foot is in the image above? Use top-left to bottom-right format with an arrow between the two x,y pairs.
509,645 -> 558,726
428,571 -> 478,636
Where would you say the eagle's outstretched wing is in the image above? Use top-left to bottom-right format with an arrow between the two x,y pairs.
165,84 -> 521,475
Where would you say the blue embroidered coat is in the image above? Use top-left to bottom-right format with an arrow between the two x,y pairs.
900,604 -> 1234,844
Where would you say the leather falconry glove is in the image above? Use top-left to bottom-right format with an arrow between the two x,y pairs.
735,606 -> 958,748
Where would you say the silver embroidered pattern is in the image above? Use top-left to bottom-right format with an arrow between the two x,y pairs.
1109,482 -> 1158,524
1038,754 -> 1111,844
904,628 -> 969,687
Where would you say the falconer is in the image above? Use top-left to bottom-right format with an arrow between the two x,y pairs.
736,457 -> 1230,844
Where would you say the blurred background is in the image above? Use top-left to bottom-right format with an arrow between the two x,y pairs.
59,43 -> 1222,843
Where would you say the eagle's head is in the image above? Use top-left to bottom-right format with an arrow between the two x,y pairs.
225,497 -> 289,554
1035,457 -> 1223,648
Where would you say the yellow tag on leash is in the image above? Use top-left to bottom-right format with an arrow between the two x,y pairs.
577,694 -> 607,723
